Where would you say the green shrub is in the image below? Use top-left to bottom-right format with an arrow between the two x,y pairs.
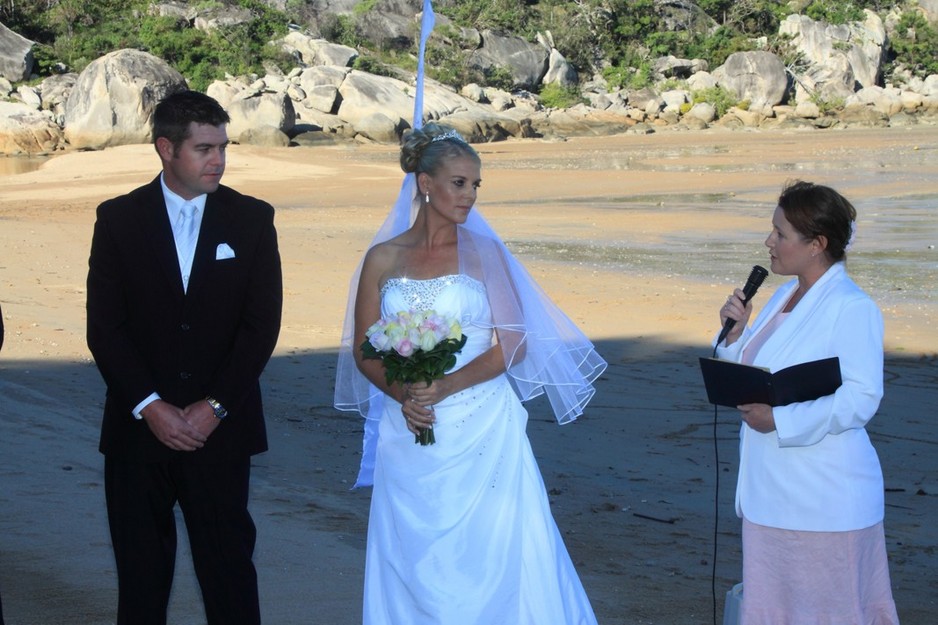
804,1 -> 867,25
438,0 -> 535,36
692,86 -> 738,117
483,65 -> 515,91
602,56 -> 655,91
809,93 -> 846,115
539,83 -> 583,109
889,11 -> 938,78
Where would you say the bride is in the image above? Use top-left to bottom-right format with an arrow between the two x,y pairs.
335,123 -> 606,625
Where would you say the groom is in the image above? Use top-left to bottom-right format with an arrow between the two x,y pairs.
86,90 -> 282,625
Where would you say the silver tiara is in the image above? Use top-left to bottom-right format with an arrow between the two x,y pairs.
431,129 -> 465,144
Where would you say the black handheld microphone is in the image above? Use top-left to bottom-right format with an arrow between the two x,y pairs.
717,265 -> 768,345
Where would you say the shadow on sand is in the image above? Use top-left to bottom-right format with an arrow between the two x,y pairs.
0,338 -> 935,624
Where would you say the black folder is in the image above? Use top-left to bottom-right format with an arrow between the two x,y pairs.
699,356 -> 842,407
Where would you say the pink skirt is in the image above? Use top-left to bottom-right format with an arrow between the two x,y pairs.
741,518 -> 900,625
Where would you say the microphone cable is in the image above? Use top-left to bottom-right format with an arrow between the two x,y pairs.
710,342 -> 720,625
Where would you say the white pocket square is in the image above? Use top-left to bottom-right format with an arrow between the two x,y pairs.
215,243 -> 236,260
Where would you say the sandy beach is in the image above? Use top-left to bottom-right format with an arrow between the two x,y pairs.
1,125 -> 936,624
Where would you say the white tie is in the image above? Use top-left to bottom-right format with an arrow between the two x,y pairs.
175,203 -> 200,292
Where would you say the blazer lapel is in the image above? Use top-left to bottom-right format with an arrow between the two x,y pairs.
746,264 -> 845,367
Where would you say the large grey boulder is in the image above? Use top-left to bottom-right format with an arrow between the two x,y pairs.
838,103 -> 889,126
780,12 -> 887,97
916,0 -> 938,24
355,111 -> 407,143
356,0 -> 417,49
194,5 -> 253,31
713,51 -> 788,108
38,73 -> 77,126
686,101 -> 717,123
542,48 -> 578,87
468,30 -> 549,90
295,65 -> 348,113
207,75 -> 297,139
64,50 -> 187,150
0,102 -> 63,154
0,21 -> 34,82
280,31 -> 358,67
331,70 -> 526,141
336,70 -> 473,126
661,89 -> 690,113
846,85 -> 904,116
335,70 -> 414,125
149,1 -> 197,20
527,105 -> 636,138
537,31 -> 578,87
238,126 -> 290,147
792,52 -> 856,103
15,84 -> 40,108
924,74 -> 938,96
655,0 -> 718,34
687,70 -> 718,90
436,110 -> 529,143
653,55 -> 708,80
226,91 -> 296,140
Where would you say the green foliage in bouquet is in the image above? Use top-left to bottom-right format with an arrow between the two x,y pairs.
360,310 -> 468,445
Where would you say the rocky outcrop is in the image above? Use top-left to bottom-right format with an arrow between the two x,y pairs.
5,4 -> 938,156
64,50 -> 187,150
0,102 -> 63,154
781,11 -> 887,102
0,21 -> 34,82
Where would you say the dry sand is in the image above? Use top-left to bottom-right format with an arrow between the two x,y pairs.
1,126 -> 936,624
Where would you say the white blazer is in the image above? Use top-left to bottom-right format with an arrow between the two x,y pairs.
715,262 -> 885,531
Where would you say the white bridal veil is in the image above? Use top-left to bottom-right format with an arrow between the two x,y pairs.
333,0 -> 607,487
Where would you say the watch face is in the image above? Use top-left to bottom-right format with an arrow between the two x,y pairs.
207,397 -> 226,419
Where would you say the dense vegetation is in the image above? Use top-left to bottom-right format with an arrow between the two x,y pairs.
3,0 -> 938,94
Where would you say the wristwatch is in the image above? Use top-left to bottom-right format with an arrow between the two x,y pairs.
205,396 -> 228,420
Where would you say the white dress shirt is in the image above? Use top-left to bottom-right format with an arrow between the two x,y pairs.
131,175 -> 207,419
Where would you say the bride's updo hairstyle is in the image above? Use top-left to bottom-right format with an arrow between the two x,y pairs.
777,180 -> 857,262
400,123 -> 480,177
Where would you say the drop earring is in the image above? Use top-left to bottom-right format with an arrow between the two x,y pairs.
425,191 -> 430,204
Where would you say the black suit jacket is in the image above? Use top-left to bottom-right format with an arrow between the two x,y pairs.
87,176 -> 282,463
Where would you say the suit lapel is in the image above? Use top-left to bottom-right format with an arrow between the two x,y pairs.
140,178 -> 187,297
185,193 -> 224,299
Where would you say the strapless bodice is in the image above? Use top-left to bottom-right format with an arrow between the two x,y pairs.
380,275 -> 492,366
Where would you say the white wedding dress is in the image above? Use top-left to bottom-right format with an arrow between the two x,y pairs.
364,274 -> 598,625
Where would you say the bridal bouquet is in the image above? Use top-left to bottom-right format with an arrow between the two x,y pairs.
361,310 -> 467,445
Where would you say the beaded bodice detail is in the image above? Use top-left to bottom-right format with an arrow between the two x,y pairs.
381,274 -> 491,369
381,274 -> 485,310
